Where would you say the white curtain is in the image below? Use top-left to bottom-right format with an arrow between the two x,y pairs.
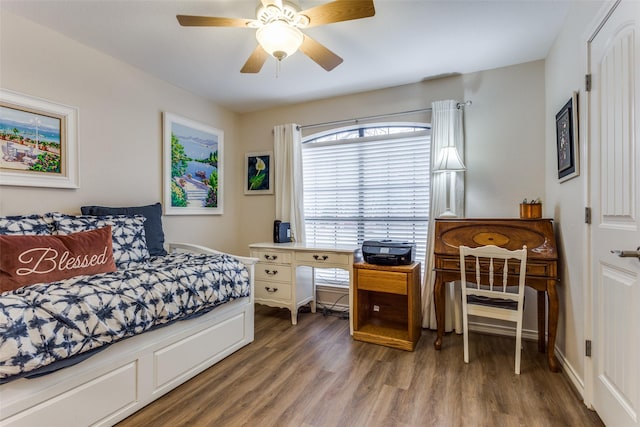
422,100 -> 465,331
273,124 -> 306,243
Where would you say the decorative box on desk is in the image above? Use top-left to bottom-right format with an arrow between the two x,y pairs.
353,262 -> 421,351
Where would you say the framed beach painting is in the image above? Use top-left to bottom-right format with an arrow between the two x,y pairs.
163,112 -> 223,215
244,151 -> 273,195
0,89 -> 79,188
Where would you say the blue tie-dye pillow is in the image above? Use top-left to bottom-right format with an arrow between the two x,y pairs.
51,213 -> 150,268
0,214 -> 54,236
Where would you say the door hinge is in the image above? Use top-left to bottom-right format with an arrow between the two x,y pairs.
586,340 -> 592,357
585,207 -> 592,224
585,74 -> 592,92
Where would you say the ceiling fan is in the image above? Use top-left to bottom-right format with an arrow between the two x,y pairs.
177,0 -> 375,73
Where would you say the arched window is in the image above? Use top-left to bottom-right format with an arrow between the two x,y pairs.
303,123 -> 431,286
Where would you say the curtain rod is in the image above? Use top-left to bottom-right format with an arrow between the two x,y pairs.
298,100 -> 472,131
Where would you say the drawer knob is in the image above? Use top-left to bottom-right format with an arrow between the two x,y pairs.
313,254 -> 329,261
264,254 -> 278,261
265,269 -> 278,276
265,286 -> 278,293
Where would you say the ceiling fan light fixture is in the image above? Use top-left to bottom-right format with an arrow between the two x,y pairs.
178,0 -> 375,73
256,20 -> 303,60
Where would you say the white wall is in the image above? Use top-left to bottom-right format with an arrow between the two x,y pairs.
545,0 -> 605,395
464,62 -> 546,217
0,11 -> 246,255
236,60 -> 547,331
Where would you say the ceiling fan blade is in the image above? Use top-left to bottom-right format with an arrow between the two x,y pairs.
300,0 -> 375,28
241,45 -> 270,73
177,15 -> 255,28
299,34 -> 343,71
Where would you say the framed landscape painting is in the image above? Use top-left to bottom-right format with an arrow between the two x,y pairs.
0,89 -> 79,188
163,112 -> 223,215
244,151 -> 273,195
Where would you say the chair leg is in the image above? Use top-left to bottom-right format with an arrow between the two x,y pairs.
515,320 -> 523,374
463,307 -> 469,364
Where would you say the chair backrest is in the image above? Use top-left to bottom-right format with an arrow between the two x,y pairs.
459,244 -> 528,308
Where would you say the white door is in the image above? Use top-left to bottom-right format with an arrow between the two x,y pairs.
589,1 -> 640,426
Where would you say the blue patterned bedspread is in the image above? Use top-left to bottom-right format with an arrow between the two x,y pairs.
0,252 -> 250,383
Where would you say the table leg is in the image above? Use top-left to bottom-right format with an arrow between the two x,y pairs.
537,290 -> 546,353
433,274 -> 445,350
349,266 -> 354,335
547,282 -> 560,372
310,267 -> 317,313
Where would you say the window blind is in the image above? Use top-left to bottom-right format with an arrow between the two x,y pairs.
303,128 -> 431,286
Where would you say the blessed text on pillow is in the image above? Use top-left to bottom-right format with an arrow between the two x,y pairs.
0,226 -> 117,293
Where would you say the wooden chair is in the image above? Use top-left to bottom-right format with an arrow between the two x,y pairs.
459,244 -> 528,374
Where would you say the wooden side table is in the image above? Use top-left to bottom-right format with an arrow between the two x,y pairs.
353,262 -> 421,351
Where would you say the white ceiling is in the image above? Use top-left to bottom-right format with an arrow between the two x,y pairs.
1,0 -> 571,113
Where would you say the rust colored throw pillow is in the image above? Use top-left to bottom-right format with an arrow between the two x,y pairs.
0,226 -> 117,293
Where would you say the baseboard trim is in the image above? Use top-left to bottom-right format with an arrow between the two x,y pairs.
316,302 -> 349,311
554,346 -> 586,400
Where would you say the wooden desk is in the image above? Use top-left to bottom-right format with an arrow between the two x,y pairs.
432,218 -> 560,372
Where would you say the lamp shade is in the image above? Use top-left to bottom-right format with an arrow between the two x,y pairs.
256,21 -> 304,61
433,146 -> 466,172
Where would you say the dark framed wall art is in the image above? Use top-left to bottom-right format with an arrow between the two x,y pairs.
244,151 -> 273,195
555,91 -> 580,183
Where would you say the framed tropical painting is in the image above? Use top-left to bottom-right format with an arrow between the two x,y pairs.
244,151 -> 273,195
163,112 -> 223,215
0,89 -> 79,188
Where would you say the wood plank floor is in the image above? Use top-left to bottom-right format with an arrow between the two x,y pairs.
117,305 -> 604,427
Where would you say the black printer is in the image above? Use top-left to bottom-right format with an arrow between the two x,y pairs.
362,240 -> 415,266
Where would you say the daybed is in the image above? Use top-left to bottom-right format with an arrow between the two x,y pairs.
0,207 -> 256,426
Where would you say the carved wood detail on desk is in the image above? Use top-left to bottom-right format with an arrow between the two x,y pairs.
433,218 -> 560,372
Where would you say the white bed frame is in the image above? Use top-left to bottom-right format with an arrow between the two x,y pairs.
0,243 -> 257,427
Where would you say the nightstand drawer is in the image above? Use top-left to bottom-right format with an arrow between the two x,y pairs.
295,251 -> 350,266
255,264 -> 292,282
252,250 -> 291,264
255,281 -> 292,301
356,269 -> 407,295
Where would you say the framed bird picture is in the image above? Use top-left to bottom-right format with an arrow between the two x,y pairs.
244,151 -> 273,195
